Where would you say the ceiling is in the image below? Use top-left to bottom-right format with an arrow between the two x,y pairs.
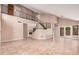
22,4 -> 79,21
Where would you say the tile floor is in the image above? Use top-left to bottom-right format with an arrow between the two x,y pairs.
0,37 -> 79,55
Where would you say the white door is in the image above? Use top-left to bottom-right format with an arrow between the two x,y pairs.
23,23 -> 28,38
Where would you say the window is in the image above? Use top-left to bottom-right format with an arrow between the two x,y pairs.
73,25 -> 78,35
60,27 -> 64,36
66,27 -> 70,36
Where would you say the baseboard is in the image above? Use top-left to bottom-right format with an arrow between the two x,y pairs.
31,36 -> 53,40
1,38 -> 24,43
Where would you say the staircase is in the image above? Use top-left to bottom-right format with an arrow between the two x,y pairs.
29,16 -> 47,35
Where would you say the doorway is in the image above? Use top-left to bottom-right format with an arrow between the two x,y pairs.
23,23 -> 28,38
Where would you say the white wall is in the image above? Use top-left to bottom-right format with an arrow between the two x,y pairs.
0,13 -> 1,42
23,18 -> 37,37
40,14 -> 57,24
1,13 -> 58,41
32,28 -> 53,40
1,14 -> 23,42
57,18 -> 79,41
1,13 -> 79,42
32,14 -> 57,39
0,5 -> 1,42
1,13 -> 37,42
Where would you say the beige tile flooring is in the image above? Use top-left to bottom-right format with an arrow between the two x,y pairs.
0,38 -> 79,55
